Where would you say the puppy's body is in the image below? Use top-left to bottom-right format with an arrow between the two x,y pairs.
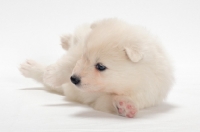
20,19 -> 174,118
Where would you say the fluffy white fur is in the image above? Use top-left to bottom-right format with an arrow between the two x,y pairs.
19,18 -> 174,118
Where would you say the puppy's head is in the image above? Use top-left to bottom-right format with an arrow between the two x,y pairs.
71,19 -> 146,95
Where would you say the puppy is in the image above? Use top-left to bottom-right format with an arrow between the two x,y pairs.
19,18 -> 174,118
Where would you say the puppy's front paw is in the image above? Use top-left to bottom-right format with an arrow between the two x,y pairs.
43,65 -> 65,87
19,59 -> 44,79
113,96 -> 137,118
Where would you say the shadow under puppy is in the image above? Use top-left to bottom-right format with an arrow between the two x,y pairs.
20,18 -> 174,118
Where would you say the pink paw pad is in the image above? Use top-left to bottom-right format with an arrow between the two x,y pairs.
119,101 -> 124,106
113,98 -> 137,118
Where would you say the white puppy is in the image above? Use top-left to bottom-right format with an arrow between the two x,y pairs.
20,18 -> 174,118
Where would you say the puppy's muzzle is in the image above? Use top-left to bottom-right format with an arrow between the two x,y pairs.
70,75 -> 81,85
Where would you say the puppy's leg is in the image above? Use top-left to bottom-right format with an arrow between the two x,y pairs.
19,59 -> 64,94
112,96 -> 138,118
43,63 -> 69,88
42,52 -> 77,88
90,94 -> 116,114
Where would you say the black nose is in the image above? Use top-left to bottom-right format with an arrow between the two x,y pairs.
70,75 -> 81,85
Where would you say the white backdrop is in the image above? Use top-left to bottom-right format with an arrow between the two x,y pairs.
0,0 -> 200,132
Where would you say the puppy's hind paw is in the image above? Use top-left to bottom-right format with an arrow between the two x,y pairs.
113,96 -> 137,118
60,34 -> 72,50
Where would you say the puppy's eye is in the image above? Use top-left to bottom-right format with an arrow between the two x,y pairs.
95,63 -> 107,71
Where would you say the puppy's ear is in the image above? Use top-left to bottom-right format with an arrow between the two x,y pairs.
124,47 -> 143,62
